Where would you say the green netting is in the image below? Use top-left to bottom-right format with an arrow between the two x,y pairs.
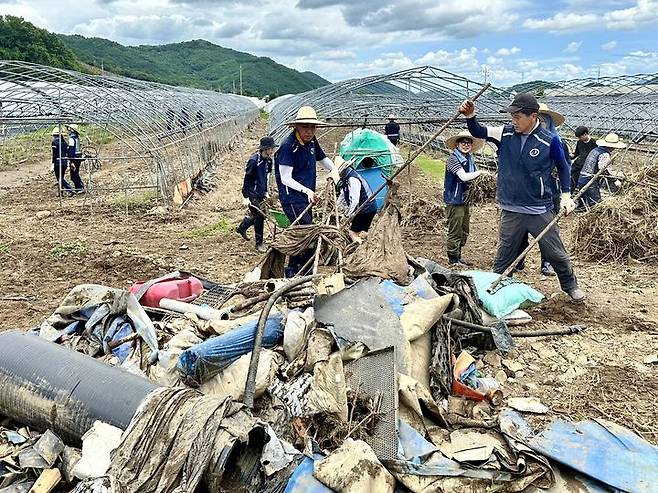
339,128 -> 394,177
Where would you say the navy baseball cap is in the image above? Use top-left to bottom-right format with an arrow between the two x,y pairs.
500,93 -> 540,113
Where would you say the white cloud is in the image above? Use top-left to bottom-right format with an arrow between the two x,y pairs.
601,40 -> 617,51
564,41 -> 582,53
495,47 -> 520,57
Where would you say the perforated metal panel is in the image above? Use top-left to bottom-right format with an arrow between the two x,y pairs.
192,285 -> 236,309
344,347 -> 398,460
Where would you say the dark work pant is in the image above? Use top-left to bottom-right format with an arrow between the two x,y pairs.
350,211 -> 376,233
493,210 -> 578,292
282,202 -> 314,277
445,204 -> 470,258
578,182 -> 601,210
69,159 -> 85,191
518,200 -> 559,267
237,198 -> 266,245
53,163 -> 73,192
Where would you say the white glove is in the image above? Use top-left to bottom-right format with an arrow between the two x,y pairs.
328,168 -> 341,184
304,189 -> 318,204
241,197 -> 250,206
560,192 -> 576,215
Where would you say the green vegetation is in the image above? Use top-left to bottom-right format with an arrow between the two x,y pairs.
110,191 -> 157,211
180,218 -> 234,239
59,35 -> 329,97
260,109 -> 269,120
0,241 -> 11,254
0,16 -> 83,70
50,241 -> 86,258
414,154 -> 445,181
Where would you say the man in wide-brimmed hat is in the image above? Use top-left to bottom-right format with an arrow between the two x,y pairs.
459,93 -> 585,303
51,126 -> 73,196
236,136 -> 278,252
385,114 -> 400,146
443,130 -> 486,266
274,106 -> 340,277
576,132 -> 626,210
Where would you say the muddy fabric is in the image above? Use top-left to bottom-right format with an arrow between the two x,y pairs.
343,204 -> 409,284
110,387 -> 234,493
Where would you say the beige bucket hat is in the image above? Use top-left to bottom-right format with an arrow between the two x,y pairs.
445,130 -> 485,152
51,126 -> 62,135
286,106 -> 326,126
596,133 -> 627,149
538,103 -> 565,127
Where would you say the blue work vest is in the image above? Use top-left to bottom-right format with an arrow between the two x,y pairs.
274,131 -> 325,205
496,124 -> 556,208
577,146 -> 609,188
242,152 -> 272,200
341,168 -> 377,214
51,136 -> 68,165
68,133 -> 81,159
443,150 -> 476,205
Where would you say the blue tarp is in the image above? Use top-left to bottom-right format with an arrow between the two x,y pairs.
500,409 -> 658,493
176,313 -> 284,386
378,277 -> 438,317
283,456 -> 332,493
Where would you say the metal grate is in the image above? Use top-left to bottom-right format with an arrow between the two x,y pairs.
344,347 -> 398,461
192,284 -> 237,309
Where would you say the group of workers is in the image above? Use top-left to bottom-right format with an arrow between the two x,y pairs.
238,95 -> 627,303
51,124 -> 85,196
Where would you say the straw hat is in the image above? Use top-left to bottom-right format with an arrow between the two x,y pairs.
445,130 -> 484,152
538,103 -> 565,127
67,123 -> 79,132
51,126 -> 62,135
596,133 -> 627,149
286,106 -> 326,126
388,113 -> 396,120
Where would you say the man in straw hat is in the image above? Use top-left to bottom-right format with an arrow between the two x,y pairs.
385,114 -> 400,146
51,126 -> 73,196
443,130 -> 486,266
236,136 -> 278,252
576,132 -> 626,210
66,124 -> 85,194
274,105 -> 340,277
459,93 -> 585,303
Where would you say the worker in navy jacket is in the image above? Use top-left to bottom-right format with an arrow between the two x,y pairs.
51,126 -> 73,196
459,93 -> 585,303
385,114 -> 400,145
236,136 -> 278,252
275,106 -> 339,277
67,124 -> 85,193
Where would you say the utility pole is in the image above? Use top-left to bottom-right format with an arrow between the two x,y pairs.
482,66 -> 490,84
239,65 -> 243,95
233,79 -> 236,94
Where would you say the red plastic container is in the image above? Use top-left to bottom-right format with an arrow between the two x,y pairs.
130,277 -> 203,308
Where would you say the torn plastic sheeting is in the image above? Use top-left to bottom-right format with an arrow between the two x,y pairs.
283,456 -> 332,493
378,276 -> 439,317
398,420 -> 437,462
314,278 -> 408,372
72,421 -> 123,480
177,312 -> 284,386
102,317 -> 133,362
126,292 -> 159,363
261,425 -> 302,477
383,453 -> 513,481
517,412 -> 658,493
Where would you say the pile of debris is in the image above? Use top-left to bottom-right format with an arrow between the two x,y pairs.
1,213 -> 657,492
465,172 -> 497,204
399,193 -> 445,230
572,161 -> 658,262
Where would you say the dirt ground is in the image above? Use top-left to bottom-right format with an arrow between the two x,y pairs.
1,119 -> 657,444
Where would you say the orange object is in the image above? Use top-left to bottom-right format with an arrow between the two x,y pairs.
452,350 -> 487,402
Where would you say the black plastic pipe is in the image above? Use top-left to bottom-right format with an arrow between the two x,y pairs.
0,331 -> 158,444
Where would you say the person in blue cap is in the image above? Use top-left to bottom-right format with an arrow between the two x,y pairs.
236,136 -> 278,252
459,93 -> 585,304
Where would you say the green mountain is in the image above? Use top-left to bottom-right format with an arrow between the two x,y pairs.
59,35 -> 329,97
0,15 -> 82,70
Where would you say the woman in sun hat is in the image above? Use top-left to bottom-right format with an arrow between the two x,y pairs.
443,130 -> 485,266
576,132 -> 627,210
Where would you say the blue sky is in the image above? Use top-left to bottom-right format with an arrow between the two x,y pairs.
2,0 -> 658,86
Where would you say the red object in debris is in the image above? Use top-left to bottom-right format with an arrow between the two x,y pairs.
130,277 -> 203,308
451,379 -> 486,402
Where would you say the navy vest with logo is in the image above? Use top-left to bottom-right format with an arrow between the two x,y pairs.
342,168 -> 377,214
443,150 -> 476,205
496,124 -> 556,208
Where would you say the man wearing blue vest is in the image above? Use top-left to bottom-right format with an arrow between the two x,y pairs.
459,94 -> 585,303
67,124 -> 85,193
275,106 -> 340,277
577,132 -> 626,210
236,136 -> 278,252
385,114 -> 400,146
336,164 -> 378,243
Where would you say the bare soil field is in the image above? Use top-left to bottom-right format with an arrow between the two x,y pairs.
1,120 -> 657,444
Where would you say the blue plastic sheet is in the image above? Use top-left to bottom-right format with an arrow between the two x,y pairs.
177,313 -> 284,386
379,277 -> 437,316
398,420 -> 437,462
283,456 -> 332,493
